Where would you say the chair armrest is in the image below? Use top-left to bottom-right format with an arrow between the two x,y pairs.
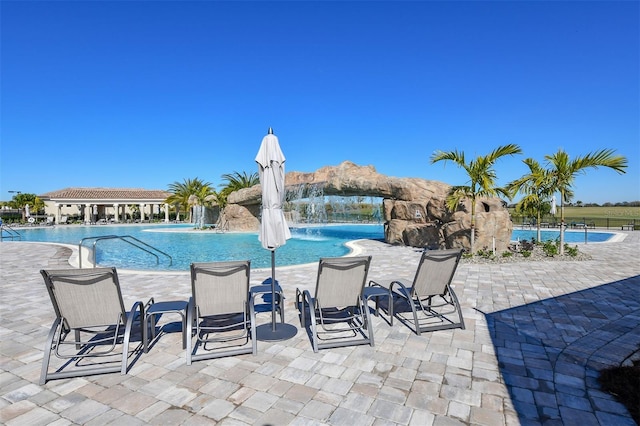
186,297 -> 195,329
144,297 -> 155,312
301,290 -> 313,308
296,289 -> 314,328
248,295 -> 255,319
295,288 -> 302,310
390,280 -> 413,300
127,300 -> 145,322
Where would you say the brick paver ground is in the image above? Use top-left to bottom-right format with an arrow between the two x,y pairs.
1,229 -> 638,425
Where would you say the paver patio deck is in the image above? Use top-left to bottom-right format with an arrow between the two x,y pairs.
1,230 -> 638,425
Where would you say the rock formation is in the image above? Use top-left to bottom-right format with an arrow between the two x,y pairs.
223,161 -> 513,252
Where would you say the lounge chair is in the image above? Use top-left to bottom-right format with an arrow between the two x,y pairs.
295,256 -> 374,352
39,267 -> 146,385
186,261 -> 256,364
370,249 -> 464,335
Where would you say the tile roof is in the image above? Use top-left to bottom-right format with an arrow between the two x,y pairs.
39,187 -> 171,200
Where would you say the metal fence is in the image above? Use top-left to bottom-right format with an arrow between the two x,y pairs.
517,217 -> 637,231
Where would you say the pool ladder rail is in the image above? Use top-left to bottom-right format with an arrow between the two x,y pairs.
0,224 -> 22,241
79,235 -> 173,269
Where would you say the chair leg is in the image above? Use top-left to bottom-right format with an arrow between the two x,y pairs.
448,285 -> 465,330
122,301 -> 143,375
309,310 -> 319,353
186,300 -> 194,365
387,289 -> 394,325
361,298 -> 375,347
181,313 -> 187,349
40,318 -> 61,385
143,313 -> 156,353
297,291 -> 306,329
249,299 -> 257,355
411,300 -> 421,336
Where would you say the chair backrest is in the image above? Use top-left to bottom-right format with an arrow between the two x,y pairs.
411,249 -> 462,298
41,268 -> 127,329
314,256 -> 372,309
190,261 -> 250,317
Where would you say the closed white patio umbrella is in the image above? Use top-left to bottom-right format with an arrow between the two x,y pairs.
255,128 -> 296,341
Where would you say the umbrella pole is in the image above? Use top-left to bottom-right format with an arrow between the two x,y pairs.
271,249 -> 277,331
256,248 -> 297,341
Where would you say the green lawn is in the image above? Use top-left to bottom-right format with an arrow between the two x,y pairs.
509,206 -> 639,230
559,206 -> 640,220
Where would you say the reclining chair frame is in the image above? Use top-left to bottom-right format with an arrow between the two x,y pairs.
296,256 -> 374,352
187,261 -> 256,364
388,248 -> 465,335
39,267 -> 145,385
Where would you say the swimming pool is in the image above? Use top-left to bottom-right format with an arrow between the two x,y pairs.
512,229 -> 615,243
12,224 -> 385,271
8,224 -> 615,271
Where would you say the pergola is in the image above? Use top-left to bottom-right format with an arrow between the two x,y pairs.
39,187 -> 173,224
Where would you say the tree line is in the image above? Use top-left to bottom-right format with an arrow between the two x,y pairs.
431,146 -> 627,254
2,147 -> 630,254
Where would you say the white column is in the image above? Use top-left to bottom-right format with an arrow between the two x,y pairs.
164,203 -> 169,223
56,203 -> 61,224
85,205 -> 92,224
139,204 -> 145,222
114,204 -> 119,223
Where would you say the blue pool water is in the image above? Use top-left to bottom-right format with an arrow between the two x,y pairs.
8,224 -> 614,271
512,229 -> 614,243
11,224 -> 385,271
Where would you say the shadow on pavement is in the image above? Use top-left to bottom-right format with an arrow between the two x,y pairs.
485,275 -> 640,425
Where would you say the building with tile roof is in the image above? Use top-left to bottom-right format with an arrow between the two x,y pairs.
39,187 -> 172,224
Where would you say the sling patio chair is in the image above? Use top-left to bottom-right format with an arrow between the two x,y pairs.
295,256 -> 374,352
186,261 -> 256,365
39,267 -> 147,385
369,248 -> 464,336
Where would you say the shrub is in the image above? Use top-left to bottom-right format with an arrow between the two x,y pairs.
502,251 -> 513,258
542,240 -> 558,257
564,244 -> 579,257
521,250 -> 532,258
476,248 -> 494,260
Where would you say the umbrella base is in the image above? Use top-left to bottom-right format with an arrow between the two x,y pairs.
256,322 -> 297,341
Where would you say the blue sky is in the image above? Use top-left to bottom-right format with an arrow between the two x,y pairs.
2,1 -> 638,204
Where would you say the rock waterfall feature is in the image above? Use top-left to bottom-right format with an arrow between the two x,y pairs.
223,161 -> 513,252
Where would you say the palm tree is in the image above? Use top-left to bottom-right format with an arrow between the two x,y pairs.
9,193 -> 42,221
545,148 -> 627,254
430,144 -> 522,252
507,158 -> 555,242
165,178 -> 213,223
217,171 -> 259,208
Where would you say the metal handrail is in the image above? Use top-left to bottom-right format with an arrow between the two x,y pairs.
79,235 -> 172,269
0,224 -> 22,241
